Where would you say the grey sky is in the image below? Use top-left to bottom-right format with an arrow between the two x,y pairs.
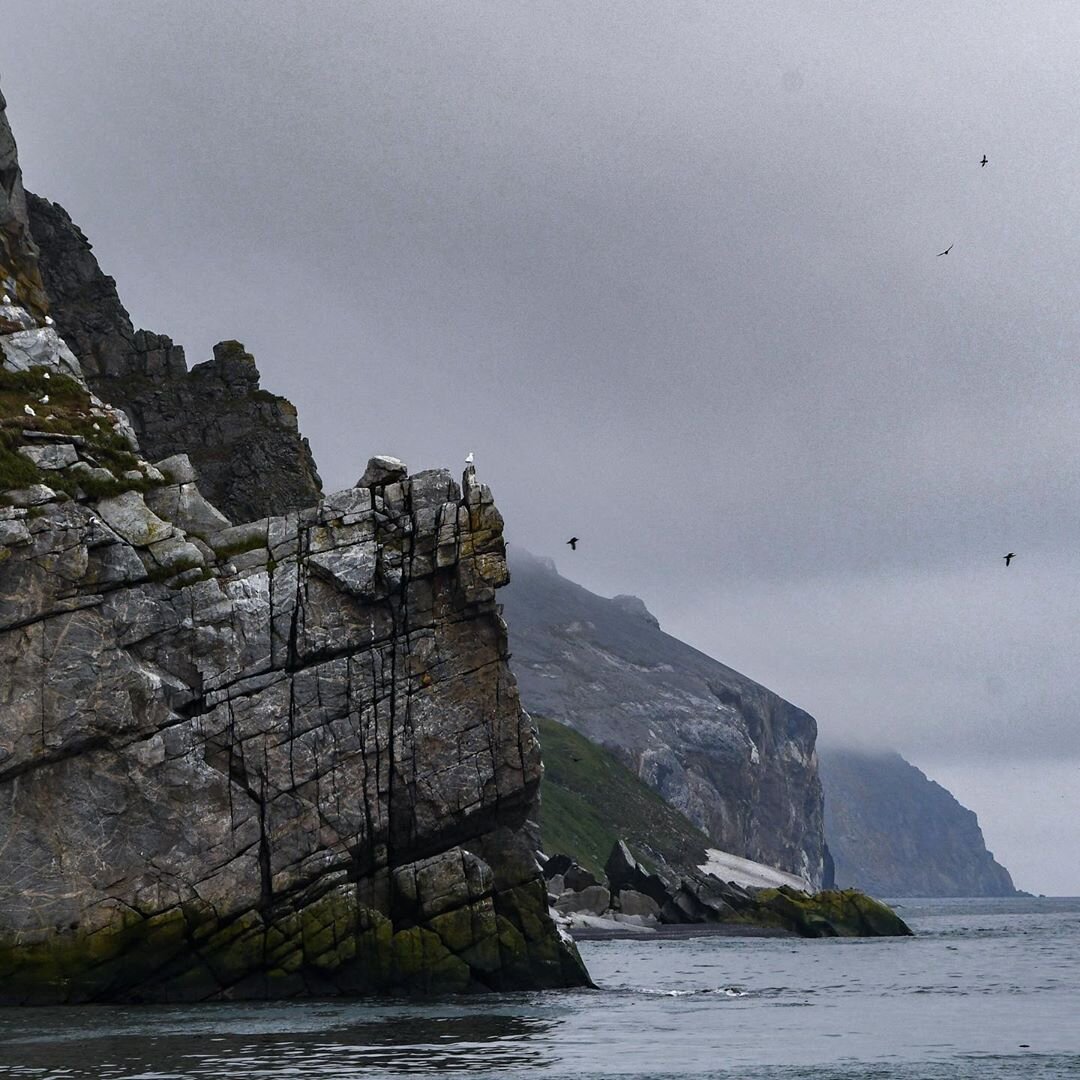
2,2 -> 1078,892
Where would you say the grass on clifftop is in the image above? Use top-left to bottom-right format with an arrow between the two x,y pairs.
537,716 -> 710,880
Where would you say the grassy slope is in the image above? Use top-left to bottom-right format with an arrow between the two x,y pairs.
537,715 -> 710,879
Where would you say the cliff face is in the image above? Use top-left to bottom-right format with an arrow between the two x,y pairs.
819,747 -> 1017,897
501,550 -> 826,886
26,194 -> 322,523
0,82 -> 586,1003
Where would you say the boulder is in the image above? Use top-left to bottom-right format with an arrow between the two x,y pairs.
617,889 -> 660,918
358,455 -> 408,488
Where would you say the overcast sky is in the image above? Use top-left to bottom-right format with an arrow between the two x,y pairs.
2,2 -> 1077,893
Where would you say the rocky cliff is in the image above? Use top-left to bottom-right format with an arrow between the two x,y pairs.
26,195 -> 322,523
0,80 -> 587,1003
819,747 -> 1018,897
500,549 -> 826,886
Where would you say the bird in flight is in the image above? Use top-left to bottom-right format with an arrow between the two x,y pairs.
566,536 -> 579,551
937,244 -> 954,256
980,155 -> 988,167
1003,552 -> 1015,567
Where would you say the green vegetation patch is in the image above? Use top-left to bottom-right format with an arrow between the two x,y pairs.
0,367 -> 164,501
537,715 -> 710,879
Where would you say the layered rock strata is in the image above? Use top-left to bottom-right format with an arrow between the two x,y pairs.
26,194 -> 322,523
0,81 -> 587,1003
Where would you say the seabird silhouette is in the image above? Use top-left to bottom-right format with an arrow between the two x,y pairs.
981,155 -> 988,167
566,536 -> 579,551
1003,552 -> 1015,567
937,244 -> 954,256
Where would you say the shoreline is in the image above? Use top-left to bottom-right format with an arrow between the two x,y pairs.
569,922 -> 796,941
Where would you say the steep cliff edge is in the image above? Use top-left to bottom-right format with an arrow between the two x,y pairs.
501,549 -> 826,886
0,82 -> 587,1003
820,747 -> 1018,897
26,194 -> 321,523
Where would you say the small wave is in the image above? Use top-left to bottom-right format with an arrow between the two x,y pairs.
630,986 -> 748,998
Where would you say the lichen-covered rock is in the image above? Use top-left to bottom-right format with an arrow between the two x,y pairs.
754,887 -> 913,938
0,80 -> 587,1003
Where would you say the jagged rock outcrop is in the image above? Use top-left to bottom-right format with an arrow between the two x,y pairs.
545,841 -> 911,938
25,195 -> 321,522
501,549 -> 826,885
0,79 -> 587,1003
820,747 -> 1018,897
0,90 -> 47,323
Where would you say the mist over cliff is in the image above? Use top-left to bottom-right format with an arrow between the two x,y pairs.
501,549 -> 1019,898
819,747 -> 1017,897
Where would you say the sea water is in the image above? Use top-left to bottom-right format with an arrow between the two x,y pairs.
1,897 -> 1077,1078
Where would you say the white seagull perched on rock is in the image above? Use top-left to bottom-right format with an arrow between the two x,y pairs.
44,316 -> 54,326
39,395 -> 49,404
1,295 -> 10,304
465,451 -> 474,465
42,372 -> 50,380
23,404 -> 35,417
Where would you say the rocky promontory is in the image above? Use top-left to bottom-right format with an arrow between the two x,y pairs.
0,79 -> 587,1003
820,747 -> 1018,897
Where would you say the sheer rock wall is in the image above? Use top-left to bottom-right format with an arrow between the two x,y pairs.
0,79 -> 587,1004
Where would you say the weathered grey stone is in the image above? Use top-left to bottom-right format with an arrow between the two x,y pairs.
145,482 -> 231,538
154,453 -> 197,485
146,535 -> 205,573
0,326 -> 82,379
618,889 -> 661,918
5,484 -> 58,507
554,885 -> 611,916
308,542 -> 378,599
0,519 -> 31,547
358,455 -> 408,488
96,491 -> 173,547
18,442 -> 78,470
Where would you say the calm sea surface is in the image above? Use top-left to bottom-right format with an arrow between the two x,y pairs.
1,897 -> 1078,1079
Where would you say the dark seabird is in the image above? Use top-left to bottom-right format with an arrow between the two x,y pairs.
981,155 -> 988,167
937,244 -> 954,256
566,536 -> 579,551
1003,552 -> 1015,567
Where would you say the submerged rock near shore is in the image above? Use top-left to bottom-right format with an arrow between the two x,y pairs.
0,79 -> 587,1003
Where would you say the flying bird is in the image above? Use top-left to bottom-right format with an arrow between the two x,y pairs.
937,244 -> 954,256
566,536 -> 579,551
980,155 -> 988,167
465,451 -> 474,465
1003,552 -> 1015,567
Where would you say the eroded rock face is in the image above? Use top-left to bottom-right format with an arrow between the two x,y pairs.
502,548 -> 827,886
820,747 -> 1018,897
25,196 -> 322,523
0,80 -> 587,1003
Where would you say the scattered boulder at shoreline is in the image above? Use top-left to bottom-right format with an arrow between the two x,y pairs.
545,840 -> 912,939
